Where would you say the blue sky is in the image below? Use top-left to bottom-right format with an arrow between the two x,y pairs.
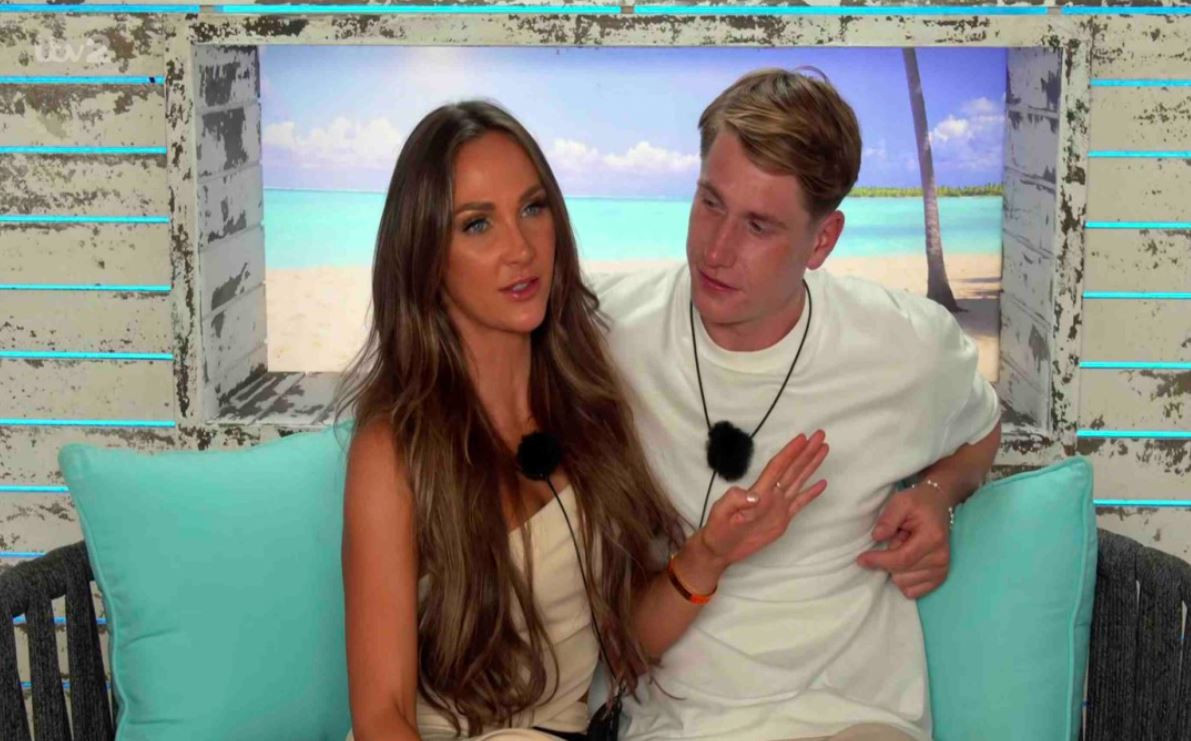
260,46 -> 1006,198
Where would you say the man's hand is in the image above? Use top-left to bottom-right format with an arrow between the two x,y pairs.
856,482 -> 951,599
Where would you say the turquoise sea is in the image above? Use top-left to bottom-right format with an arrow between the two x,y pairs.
263,188 -> 1002,269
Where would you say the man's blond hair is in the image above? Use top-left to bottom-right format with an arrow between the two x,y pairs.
698,67 -> 863,219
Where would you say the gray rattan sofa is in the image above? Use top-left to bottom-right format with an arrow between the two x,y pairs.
0,529 -> 1185,740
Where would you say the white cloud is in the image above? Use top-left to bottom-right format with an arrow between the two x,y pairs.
863,138 -> 889,164
548,138 -> 603,172
603,141 -> 700,174
263,116 -> 405,170
927,96 -> 1005,172
930,116 -> 973,144
547,138 -> 698,177
961,96 -> 1002,117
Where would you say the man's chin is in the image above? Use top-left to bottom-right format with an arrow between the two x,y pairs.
692,289 -> 747,326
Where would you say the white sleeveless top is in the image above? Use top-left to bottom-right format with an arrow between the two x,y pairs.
348,486 -> 600,740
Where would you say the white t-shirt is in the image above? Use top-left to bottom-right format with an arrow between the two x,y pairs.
588,264 -> 1001,741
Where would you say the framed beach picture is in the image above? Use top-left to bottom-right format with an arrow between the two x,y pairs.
260,46 -> 1004,383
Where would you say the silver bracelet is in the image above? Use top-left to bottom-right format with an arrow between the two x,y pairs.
921,477 -> 957,530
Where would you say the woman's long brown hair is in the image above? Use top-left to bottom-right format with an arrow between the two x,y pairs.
331,100 -> 682,735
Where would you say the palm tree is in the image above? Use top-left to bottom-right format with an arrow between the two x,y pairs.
902,48 -> 961,312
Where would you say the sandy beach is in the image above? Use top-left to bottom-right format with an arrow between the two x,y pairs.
267,253 -> 1001,382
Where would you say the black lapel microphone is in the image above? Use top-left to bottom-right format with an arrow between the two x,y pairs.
513,431 -> 622,739
516,431 -> 563,485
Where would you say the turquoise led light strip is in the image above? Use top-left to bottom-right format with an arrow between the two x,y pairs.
0,283 -> 170,292
1077,430 -> 1191,440
1089,151 -> 1191,159
1092,80 -> 1191,88
1095,500 -> 1191,508
13,616 -> 107,626
0,419 -> 176,428
1,3 -> 1186,17
0,4 -> 198,13
1081,361 -> 1191,371
213,3 -> 1047,13
0,75 -> 162,85
0,350 -> 172,360
0,146 -> 166,156
216,3 -> 618,13
0,552 -> 46,559
0,485 -> 69,494
1083,291 -> 1191,300
0,215 -> 169,224
1064,6 -> 1191,15
605,5 -> 1045,15
1086,221 -> 1191,230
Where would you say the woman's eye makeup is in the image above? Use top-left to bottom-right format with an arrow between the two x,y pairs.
461,216 -> 489,235
522,199 -> 547,217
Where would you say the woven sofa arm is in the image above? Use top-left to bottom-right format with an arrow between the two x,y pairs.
1085,528 -> 1191,740
0,541 -> 113,741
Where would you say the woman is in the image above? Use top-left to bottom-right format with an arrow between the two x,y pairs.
333,100 -> 828,740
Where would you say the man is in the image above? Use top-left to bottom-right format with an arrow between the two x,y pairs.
588,68 -> 1002,740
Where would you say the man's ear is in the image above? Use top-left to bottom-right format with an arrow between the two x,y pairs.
806,210 -> 844,270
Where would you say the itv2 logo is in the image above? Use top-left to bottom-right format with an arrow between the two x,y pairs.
33,38 -> 115,66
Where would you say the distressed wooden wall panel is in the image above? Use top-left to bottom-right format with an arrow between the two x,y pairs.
1006,46 -> 1061,115
1001,232 -> 1053,321
1084,230 -> 1190,292
1002,169 -> 1055,268
197,164 -> 262,247
999,293 -> 1051,423
0,292 -> 171,353
1090,16 -> 1191,79
1098,508 -> 1191,561
0,424 -> 288,488
252,372 -> 341,425
194,45 -> 259,111
1082,300 -> 1190,362
1081,369 -> 1190,430
193,41 -> 267,421
0,223 -> 170,285
196,100 -> 260,179
1080,439 -> 1189,509
0,15 -> 165,76
1086,159 -> 1191,223
164,16 -> 202,424
0,494 -> 82,554
1089,88 -> 1191,151
202,283 -> 265,386
188,12 -> 1068,49
0,154 -> 167,216
201,225 -> 264,317
0,85 -> 164,147
209,344 -> 268,417
1004,111 -> 1058,182
1,359 -> 174,420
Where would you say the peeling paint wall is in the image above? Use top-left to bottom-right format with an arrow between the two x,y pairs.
193,45 -> 268,417
1078,15 -> 1191,557
0,2 -> 1189,718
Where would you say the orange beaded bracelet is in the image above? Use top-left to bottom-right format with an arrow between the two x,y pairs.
667,554 -> 717,605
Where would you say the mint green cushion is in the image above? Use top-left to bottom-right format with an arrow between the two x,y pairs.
58,422 -> 355,741
919,456 -> 1097,741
